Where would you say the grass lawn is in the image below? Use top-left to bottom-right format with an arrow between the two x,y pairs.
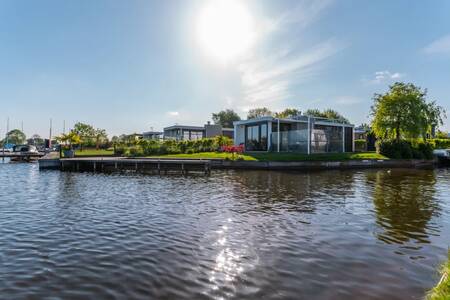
75,149 -> 114,157
147,151 -> 387,161
427,252 -> 449,300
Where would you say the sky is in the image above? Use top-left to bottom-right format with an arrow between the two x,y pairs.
1,0 -> 450,138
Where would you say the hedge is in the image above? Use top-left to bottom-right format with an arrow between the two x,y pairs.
115,136 -> 233,157
377,140 -> 433,159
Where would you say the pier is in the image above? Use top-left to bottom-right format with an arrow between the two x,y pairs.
1,152 -> 45,162
39,157 -> 212,175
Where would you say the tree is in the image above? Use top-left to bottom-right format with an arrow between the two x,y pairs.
93,128 -> 108,150
358,123 -> 371,131
305,108 -> 350,124
371,82 -> 445,141
212,109 -> 241,128
56,132 -> 81,150
72,122 -> 96,149
27,134 -> 44,146
274,108 -> 301,118
4,129 -> 26,145
247,107 -> 273,119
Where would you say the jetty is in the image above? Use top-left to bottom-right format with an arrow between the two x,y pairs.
39,156 -> 212,175
1,152 -> 45,161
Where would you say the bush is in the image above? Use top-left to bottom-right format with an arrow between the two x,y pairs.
377,140 -> 433,159
118,136 -> 234,157
429,139 -> 450,149
354,139 -> 366,152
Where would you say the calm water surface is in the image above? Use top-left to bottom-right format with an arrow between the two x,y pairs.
0,162 -> 449,300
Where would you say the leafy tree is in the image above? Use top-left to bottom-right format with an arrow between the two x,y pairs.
274,108 -> 301,118
305,108 -> 350,124
94,128 -> 108,150
4,129 -> 26,145
436,130 -> 449,139
27,134 -> 44,146
56,132 -> 81,150
247,107 -> 273,119
72,122 -> 95,149
212,109 -> 241,128
371,82 -> 445,141
358,123 -> 371,131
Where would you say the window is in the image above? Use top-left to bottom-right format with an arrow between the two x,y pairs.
246,123 -> 268,151
190,131 -> 203,140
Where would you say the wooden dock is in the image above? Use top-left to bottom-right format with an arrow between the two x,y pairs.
1,152 -> 45,161
40,157 -> 212,175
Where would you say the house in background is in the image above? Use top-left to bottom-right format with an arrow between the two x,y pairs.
142,131 -> 163,140
163,122 -> 233,141
233,115 -> 354,153
353,126 -> 376,151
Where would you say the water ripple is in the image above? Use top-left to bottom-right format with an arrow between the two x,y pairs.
0,163 -> 449,299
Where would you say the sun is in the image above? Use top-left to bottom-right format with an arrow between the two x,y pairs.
196,0 -> 256,63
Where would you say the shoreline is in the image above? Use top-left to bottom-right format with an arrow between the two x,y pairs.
38,156 -> 437,172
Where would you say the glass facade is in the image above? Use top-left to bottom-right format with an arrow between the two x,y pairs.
245,123 -> 267,151
243,120 -> 353,153
271,122 -> 308,153
311,125 -> 343,153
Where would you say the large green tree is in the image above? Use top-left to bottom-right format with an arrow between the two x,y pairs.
4,129 -> 26,145
212,109 -> 241,128
305,108 -> 350,124
274,108 -> 301,118
247,107 -> 273,119
371,82 -> 445,141
72,122 -> 96,148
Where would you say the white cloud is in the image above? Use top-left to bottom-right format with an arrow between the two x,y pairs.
166,111 -> 179,117
233,0 -> 342,111
424,34 -> 450,54
367,70 -> 405,84
335,96 -> 362,105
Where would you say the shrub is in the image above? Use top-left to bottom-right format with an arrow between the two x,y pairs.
377,140 -> 433,159
354,139 -> 366,152
121,136 -> 235,157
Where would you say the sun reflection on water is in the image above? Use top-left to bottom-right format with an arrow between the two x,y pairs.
208,219 -> 246,294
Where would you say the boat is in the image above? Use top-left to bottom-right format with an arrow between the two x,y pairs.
10,145 -> 40,162
433,149 -> 450,166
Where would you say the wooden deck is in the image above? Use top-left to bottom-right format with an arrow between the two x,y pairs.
1,152 -> 45,162
44,157 -> 212,175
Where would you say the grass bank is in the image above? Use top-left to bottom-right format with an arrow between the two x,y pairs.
427,252 -> 450,300
73,149 -> 387,161
75,149 -> 114,157
146,151 -> 387,161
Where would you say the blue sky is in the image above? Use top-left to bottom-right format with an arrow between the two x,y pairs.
1,0 -> 450,138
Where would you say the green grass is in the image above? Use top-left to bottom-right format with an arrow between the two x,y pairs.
75,149 -> 114,157
427,252 -> 450,300
146,151 -> 387,162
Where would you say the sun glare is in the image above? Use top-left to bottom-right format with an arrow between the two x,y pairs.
196,0 -> 256,63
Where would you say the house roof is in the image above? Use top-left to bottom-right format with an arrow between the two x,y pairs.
233,116 -> 354,127
163,125 -> 205,131
142,131 -> 163,135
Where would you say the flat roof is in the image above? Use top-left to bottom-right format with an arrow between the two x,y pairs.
142,131 -> 163,135
164,125 -> 205,131
233,116 -> 354,127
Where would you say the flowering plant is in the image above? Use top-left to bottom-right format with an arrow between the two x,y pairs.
221,144 -> 244,160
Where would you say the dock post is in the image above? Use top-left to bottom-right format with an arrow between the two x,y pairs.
182,163 -> 185,175
135,162 -> 138,171
94,162 -> 97,172
76,163 -> 79,172
115,162 -> 118,170
158,163 -> 161,175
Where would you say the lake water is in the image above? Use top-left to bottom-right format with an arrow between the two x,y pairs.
0,162 -> 449,300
